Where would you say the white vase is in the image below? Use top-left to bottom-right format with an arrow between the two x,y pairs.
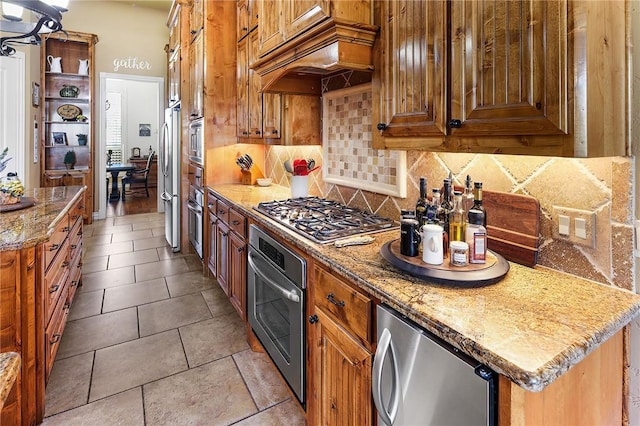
78,59 -> 89,76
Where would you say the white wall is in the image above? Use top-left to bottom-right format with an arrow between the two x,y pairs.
107,78 -> 161,159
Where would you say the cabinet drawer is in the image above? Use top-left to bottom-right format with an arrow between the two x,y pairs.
69,218 -> 82,261
216,199 -> 230,224
228,208 -> 246,238
69,199 -> 84,225
68,248 -> 82,305
44,217 -> 70,271
314,266 -> 373,344
45,289 -> 70,381
207,191 -> 217,214
44,239 -> 70,325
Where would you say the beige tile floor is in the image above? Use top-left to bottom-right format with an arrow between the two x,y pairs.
43,212 -> 306,425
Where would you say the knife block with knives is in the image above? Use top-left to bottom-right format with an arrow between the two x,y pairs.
236,153 -> 264,185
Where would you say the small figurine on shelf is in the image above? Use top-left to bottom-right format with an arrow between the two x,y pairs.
77,134 -> 88,146
64,150 -> 76,170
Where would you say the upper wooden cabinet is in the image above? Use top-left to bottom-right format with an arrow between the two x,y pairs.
189,31 -> 204,119
372,0 -> 628,157
189,0 -> 204,40
284,0 -> 330,44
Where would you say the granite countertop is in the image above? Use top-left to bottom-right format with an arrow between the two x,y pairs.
0,186 -> 86,251
0,352 -> 20,409
209,183 -> 640,392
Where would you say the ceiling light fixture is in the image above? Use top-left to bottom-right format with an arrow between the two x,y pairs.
0,0 -> 67,56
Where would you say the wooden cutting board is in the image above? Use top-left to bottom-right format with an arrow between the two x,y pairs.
483,190 -> 540,267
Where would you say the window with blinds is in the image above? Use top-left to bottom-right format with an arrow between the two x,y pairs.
105,92 -> 123,164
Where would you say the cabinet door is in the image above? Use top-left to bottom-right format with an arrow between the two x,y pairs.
285,0 -> 330,40
237,37 -> 250,137
258,0 -> 285,56
449,0 -> 569,136
216,221 -> 230,296
309,308 -> 373,426
190,0 -> 204,39
372,0 -> 446,145
189,32 -> 204,119
248,30 -> 263,139
168,50 -> 181,106
262,93 -> 281,139
229,232 -> 246,320
238,0 -> 250,41
208,212 -> 218,277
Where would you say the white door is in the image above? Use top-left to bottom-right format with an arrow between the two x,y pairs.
0,52 -> 25,180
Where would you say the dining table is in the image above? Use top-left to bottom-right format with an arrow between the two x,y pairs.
106,163 -> 136,201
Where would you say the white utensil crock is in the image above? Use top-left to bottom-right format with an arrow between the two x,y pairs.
290,175 -> 309,198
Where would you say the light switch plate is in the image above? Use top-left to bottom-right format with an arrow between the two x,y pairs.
551,206 -> 596,248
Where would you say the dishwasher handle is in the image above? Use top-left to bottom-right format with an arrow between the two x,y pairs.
372,328 -> 400,426
248,252 -> 300,303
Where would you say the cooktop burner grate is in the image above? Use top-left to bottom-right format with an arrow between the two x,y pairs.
254,197 -> 398,243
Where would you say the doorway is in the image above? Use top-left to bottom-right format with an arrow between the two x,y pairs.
97,73 -> 164,219
0,51 -> 25,182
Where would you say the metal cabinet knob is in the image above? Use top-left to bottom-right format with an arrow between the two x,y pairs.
448,119 -> 462,128
308,315 -> 319,324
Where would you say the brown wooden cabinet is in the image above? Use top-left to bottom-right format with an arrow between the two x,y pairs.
41,31 -> 97,223
0,247 -> 36,426
0,192 -> 84,425
307,264 -> 374,426
237,28 -> 282,142
189,31 -> 204,120
372,0 -> 627,157
189,0 -> 203,40
207,190 -> 247,320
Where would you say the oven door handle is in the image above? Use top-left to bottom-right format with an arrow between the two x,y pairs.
187,200 -> 202,215
248,253 -> 301,303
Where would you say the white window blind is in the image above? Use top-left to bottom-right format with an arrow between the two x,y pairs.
105,92 -> 123,164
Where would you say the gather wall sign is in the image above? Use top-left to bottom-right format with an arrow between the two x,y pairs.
112,57 -> 152,72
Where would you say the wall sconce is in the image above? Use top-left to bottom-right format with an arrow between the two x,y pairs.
0,0 -> 67,56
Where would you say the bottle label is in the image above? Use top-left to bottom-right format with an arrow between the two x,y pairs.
471,232 -> 486,263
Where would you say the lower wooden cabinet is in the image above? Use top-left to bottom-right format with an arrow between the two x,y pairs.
307,264 -> 374,425
229,231 -> 246,320
206,189 -> 247,320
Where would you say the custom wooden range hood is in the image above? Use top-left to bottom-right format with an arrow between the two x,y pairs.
251,18 -> 378,95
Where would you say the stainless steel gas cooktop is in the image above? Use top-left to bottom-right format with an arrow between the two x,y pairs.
254,197 -> 397,243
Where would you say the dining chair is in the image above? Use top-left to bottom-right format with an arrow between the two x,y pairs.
122,152 -> 154,200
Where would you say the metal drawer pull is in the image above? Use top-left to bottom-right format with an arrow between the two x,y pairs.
50,334 -> 61,344
326,293 -> 345,307
71,244 -> 78,249
49,284 -> 60,293
71,280 -> 79,287
62,261 -> 70,268
231,220 -> 240,225
62,226 -> 70,232
49,244 -> 60,251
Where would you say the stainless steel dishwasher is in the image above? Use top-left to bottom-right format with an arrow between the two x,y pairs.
372,305 -> 498,426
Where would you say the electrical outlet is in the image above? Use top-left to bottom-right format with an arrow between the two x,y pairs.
551,206 -> 596,248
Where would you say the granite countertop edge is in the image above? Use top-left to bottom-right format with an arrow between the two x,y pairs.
0,186 -> 86,251
208,183 -> 640,393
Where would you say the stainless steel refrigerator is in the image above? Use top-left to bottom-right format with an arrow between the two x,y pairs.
161,104 -> 180,252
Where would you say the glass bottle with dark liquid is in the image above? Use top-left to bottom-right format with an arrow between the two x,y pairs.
415,177 -> 428,226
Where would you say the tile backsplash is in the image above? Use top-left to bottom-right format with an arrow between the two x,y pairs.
265,91 -> 634,290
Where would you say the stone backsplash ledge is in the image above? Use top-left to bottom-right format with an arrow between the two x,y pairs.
266,145 -> 633,290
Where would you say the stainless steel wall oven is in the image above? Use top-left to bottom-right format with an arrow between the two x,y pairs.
187,184 -> 203,258
247,224 -> 306,404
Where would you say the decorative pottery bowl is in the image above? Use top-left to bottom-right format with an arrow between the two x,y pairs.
256,178 -> 272,187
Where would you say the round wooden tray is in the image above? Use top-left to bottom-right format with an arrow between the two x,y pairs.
0,197 -> 36,213
380,239 -> 510,287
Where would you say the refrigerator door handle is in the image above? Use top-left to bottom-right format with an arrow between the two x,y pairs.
161,191 -> 172,202
372,328 -> 401,426
161,121 -> 170,177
